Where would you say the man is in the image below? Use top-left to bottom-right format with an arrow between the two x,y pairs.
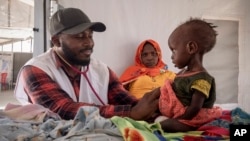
14,7 -> 160,120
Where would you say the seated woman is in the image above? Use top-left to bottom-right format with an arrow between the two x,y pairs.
119,39 -> 176,99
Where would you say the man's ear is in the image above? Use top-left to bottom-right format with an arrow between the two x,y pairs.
51,35 -> 61,47
186,41 -> 198,54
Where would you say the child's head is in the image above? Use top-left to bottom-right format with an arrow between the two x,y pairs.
168,18 -> 217,69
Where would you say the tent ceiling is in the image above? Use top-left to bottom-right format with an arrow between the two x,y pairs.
0,0 -> 34,46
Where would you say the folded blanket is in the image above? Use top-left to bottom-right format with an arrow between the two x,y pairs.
0,103 -> 61,123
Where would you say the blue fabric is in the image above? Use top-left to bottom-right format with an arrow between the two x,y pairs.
153,130 -> 166,141
231,107 -> 250,125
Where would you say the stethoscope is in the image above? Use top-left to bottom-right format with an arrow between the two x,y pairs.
54,48 -> 105,105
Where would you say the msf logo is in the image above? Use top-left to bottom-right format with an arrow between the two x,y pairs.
234,129 -> 247,136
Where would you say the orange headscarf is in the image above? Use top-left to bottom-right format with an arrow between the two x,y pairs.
119,39 -> 168,85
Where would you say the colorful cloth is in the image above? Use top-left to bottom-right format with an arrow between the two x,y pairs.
111,115 -> 231,141
3,103 -> 249,141
111,116 -> 164,141
119,39 -> 175,99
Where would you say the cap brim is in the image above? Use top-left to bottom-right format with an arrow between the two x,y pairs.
62,22 -> 106,35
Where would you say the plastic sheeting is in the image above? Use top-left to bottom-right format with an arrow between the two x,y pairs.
0,0 -> 34,45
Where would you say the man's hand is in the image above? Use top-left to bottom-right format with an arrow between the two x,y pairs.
130,87 -> 160,120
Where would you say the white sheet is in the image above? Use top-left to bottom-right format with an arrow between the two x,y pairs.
215,103 -> 239,111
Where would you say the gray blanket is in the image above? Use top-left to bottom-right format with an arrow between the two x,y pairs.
0,104 -> 123,141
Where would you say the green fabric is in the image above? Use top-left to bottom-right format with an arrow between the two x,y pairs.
111,116 -> 202,141
111,116 -> 231,141
111,116 -> 163,141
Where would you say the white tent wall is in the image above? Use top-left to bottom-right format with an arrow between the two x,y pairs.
55,0 -> 250,113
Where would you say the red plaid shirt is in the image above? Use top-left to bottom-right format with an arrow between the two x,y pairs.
20,52 -> 138,120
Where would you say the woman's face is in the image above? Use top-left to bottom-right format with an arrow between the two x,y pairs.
141,43 -> 159,68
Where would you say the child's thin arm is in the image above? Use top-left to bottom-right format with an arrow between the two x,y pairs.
177,91 -> 206,120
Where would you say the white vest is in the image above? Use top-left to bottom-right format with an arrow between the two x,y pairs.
15,48 -> 109,105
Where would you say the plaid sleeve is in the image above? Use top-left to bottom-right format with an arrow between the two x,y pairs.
99,68 -> 138,118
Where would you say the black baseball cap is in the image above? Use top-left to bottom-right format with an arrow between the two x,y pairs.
49,8 -> 106,36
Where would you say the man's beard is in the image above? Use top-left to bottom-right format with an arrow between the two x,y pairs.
61,42 -> 91,66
